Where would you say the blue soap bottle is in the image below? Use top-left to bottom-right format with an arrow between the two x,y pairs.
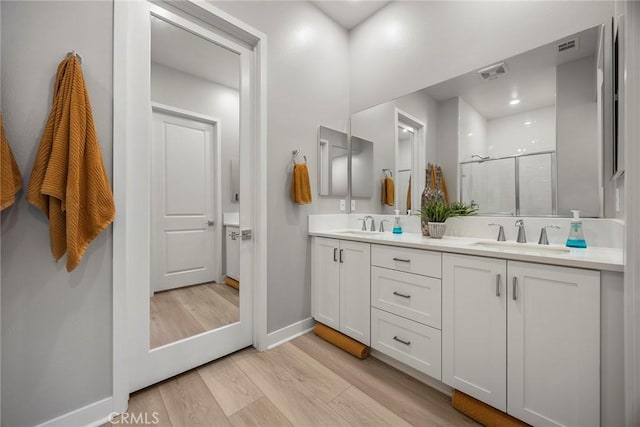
566,210 -> 587,248
393,210 -> 403,234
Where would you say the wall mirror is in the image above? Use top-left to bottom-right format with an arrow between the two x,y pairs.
318,125 -> 349,197
350,136 -> 374,198
351,24 -> 610,217
149,14 -> 240,349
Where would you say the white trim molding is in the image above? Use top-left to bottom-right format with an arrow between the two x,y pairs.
267,317 -> 316,350
35,397 -> 113,427
624,2 -> 640,425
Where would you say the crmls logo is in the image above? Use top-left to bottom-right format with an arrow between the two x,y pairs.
109,412 -> 160,425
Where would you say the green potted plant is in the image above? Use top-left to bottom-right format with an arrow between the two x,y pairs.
420,200 -> 477,238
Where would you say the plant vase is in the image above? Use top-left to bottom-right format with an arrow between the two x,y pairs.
428,222 -> 447,239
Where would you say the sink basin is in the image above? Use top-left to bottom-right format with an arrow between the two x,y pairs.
334,230 -> 386,236
471,241 -> 570,255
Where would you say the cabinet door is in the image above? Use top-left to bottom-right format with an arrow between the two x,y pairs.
442,254 -> 507,411
508,262 -> 600,427
339,240 -> 371,345
311,237 -> 340,330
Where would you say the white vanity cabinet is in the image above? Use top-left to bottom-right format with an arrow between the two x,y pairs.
370,245 -> 442,379
443,253 -> 601,426
442,254 -> 508,411
311,237 -> 371,345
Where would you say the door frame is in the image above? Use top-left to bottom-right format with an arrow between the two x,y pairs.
150,104 -> 223,294
394,107 -> 426,213
112,0 -> 267,414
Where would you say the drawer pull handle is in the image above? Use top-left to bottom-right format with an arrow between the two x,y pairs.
512,277 -> 518,301
393,336 -> 411,346
495,274 -> 501,297
392,291 -> 411,299
333,248 -> 338,262
339,249 -> 344,263
392,257 -> 411,263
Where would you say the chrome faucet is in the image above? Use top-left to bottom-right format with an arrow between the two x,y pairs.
488,223 -> 506,241
362,215 -> 375,231
515,219 -> 526,243
357,217 -> 367,231
379,219 -> 389,232
538,225 -> 560,245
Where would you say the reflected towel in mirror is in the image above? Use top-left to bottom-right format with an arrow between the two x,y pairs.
291,162 -> 312,204
381,176 -> 395,206
0,114 -> 23,211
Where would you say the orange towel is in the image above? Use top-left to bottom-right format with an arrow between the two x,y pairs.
0,115 -> 23,211
313,323 -> 369,359
381,176 -> 395,206
291,162 -> 312,204
27,55 -> 115,272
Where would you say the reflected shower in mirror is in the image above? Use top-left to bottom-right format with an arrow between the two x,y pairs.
149,15 -> 240,349
318,126 -> 349,197
350,136 -> 374,198
350,24 -> 609,217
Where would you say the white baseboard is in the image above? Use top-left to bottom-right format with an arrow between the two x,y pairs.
370,349 -> 453,397
266,317 -> 315,349
36,396 -> 114,427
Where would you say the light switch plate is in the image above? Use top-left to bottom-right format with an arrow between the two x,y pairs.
340,200 -> 346,211
351,199 -> 356,210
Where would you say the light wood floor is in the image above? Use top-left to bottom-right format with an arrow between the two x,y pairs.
151,282 -> 239,348
110,332 -> 478,426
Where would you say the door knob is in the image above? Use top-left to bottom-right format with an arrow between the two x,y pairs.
207,220 -> 215,226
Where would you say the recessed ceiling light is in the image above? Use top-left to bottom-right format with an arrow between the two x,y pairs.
402,128 -> 408,133
523,120 -> 533,126
510,99 -> 521,106
467,133 -> 473,136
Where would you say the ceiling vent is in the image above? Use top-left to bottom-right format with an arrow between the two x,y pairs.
477,62 -> 509,81
557,38 -> 579,54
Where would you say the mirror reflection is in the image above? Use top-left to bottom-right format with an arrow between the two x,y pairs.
351,24 -> 607,217
318,126 -> 349,197
350,136 -> 374,198
149,16 -> 240,348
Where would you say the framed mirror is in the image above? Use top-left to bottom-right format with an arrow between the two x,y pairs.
350,23 -> 610,217
318,126 -> 349,197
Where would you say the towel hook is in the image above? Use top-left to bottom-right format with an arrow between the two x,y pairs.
67,51 -> 82,64
382,168 -> 392,177
292,149 -> 307,164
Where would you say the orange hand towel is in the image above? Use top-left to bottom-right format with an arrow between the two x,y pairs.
0,114 -> 23,210
291,162 -> 312,204
406,175 -> 412,211
27,55 -> 115,272
382,176 -> 395,206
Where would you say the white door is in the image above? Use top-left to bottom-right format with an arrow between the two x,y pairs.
225,226 -> 240,281
339,240 -> 371,345
151,111 -> 217,293
507,262 -> 600,427
312,237 -> 341,330
442,254 -> 507,411
126,2 -> 255,392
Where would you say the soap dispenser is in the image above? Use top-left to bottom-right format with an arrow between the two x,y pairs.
393,210 -> 403,234
566,210 -> 587,248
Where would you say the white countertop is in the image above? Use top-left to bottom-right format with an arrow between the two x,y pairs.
309,230 -> 623,273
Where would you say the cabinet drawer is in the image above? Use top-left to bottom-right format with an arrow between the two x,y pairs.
371,308 -> 441,380
371,267 -> 441,328
371,245 -> 441,278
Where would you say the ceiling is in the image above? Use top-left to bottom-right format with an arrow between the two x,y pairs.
425,26 -> 599,119
311,1 -> 392,30
150,16 -> 240,90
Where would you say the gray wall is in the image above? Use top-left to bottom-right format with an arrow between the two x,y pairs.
0,2 -> 113,426
437,98 -> 460,203
212,1 -> 351,333
556,55 -> 600,217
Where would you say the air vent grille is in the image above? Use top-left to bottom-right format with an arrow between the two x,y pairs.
477,62 -> 509,81
557,38 -> 578,53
